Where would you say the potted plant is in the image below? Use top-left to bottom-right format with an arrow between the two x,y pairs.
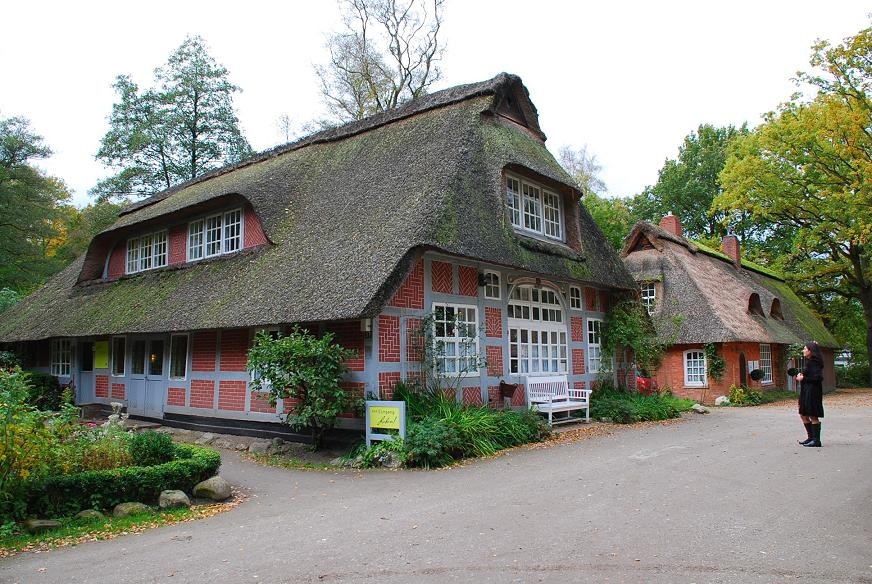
749,368 -> 764,382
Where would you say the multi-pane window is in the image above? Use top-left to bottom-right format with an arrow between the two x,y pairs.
111,337 -> 126,376
50,339 -> 71,377
131,340 -> 146,376
484,271 -> 500,299
433,303 -> 479,375
170,335 -> 188,380
126,231 -> 168,274
508,286 -> 568,374
641,283 -> 656,315
569,286 -> 582,310
506,175 -> 563,240
188,209 -> 243,260
587,319 -> 602,373
684,350 -> 707,387
759,343 -> 772,383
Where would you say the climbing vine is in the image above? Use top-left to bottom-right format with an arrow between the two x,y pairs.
704,343 -> 725,381
602,299 -> 668,374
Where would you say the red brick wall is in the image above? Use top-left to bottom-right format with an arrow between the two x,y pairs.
585,288 -> 599,312
220,329 -> 249,372
599,291 -> 610,312
218,380 -> 246,411
379,315 -> 400,362
485,307 -> 502,338
249,390 -> 275,413
378,372 -> 401,399
111,383 -> 125,399
458,266 -> 478,297
168,225 -> 187,265
190,379 -> 215,409
487,385 -> 501,408
244,210 -> 269,248
571,317 -> 583,343
167,387 -> 186,407
387,258 -> 424,309
323,321 -> 365,371
431,261 -> 453,294
463,387 -> 482,405
95,374 -> 109,398
108,245 -> 125,280
406,318 -> 423,362
572,349 -> 586,375
486,346 -> 504,376
192,331 -> 217,372
659,214 -> 683,237
573,381 -> 587,389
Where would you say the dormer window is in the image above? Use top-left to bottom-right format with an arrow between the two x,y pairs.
770,298 -> 784,320
748,293 -> 764,317
506,175 -> 563,240
188,209 -> 243,261
126,230 -> 168,274
640,282 -> 656,314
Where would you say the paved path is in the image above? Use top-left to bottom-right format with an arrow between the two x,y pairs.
2,396 -> 871,583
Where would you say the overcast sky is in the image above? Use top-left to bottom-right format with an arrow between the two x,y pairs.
2,1 -> 868,206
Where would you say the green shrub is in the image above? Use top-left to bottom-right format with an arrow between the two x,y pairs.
728,384 -> 764,405
129,430 -> 176,466
590,387 -> 694,423
356,437 -> 408,469
53,425 -> 133,473
836,364 -> 870,388
23,371 -> 68,411
404,417 -> 462,468
25,444 -> 221,518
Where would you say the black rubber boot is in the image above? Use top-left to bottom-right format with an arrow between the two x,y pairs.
802,423 -> 821,447
798,422 -> 814,445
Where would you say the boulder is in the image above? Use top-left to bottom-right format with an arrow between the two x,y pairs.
75,509 -> 105,520
714,396 -> 730,406
248,441 -> 271,455
159,490 -> 192,509
194,432 -> 216,445
22,519 -> 62,534
211,439 -> 233,449
691,404 -> 710,414
113,502 -> 152,518
192,476 -> 232,501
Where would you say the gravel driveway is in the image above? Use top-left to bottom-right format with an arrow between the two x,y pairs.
2,389 -> 871,583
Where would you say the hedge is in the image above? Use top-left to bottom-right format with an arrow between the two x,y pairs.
25,444 -> 221,518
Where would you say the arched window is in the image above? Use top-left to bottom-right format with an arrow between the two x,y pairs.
748,293 -> 764,317
769,298 -> 783,320
507,285 -> 567,374
483,271 -> 500,299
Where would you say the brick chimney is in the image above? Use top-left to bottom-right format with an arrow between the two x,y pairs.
659,213 -> 683,238
721,234 -> 741,267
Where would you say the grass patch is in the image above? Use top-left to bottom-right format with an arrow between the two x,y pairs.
0,503 -> 236,558
589,388 -> 696,423
243,453 -> 337,471
728,386 -> 796,406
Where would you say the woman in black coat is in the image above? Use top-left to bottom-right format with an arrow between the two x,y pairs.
796,342 -> 825,447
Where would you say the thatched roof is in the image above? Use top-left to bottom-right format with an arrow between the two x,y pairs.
621,221 -> 838,348
0,73 -> 634,342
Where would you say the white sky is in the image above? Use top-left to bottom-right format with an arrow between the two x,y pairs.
2,1 -> 868,206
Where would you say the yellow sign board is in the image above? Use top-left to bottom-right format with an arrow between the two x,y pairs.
94,341 -> 109,370
370,406 -> 401,430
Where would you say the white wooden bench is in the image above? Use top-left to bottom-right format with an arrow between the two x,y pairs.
524,375 -> 591,425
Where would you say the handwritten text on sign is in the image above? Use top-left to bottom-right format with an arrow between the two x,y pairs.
370,406 -> 401,430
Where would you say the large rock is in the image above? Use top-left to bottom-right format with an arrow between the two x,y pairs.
194,432 -> 216,445
714,396 -> 730,406
691,403 -> 710,414
248,441 -> 271,455
192,476 -> 232,501
113,502 -> 152,518
22,519 -> 62,534
159,490 -> 192,509
75,509 -> 105,520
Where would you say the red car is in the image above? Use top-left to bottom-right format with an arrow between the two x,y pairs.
635,369 -> 656,395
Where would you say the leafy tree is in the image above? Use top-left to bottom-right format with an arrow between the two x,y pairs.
316,0 -> 445,122
582,193 -> 631,250
0,289 -> 20,314
715,24 -> 872,384
94,36 -> 252,200
637,123 -> 750,239
247,328 -> 357,450
0,116 -> 71,291
52,200 -> 126,266
559,145 -> 606,197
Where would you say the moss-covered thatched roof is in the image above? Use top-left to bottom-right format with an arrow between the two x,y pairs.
621,221 -> 838,348
0,73 -> 634,342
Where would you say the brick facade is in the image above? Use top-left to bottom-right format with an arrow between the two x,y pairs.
168,225 -> 187,265
378,315 -> 400,362
323,321 -> 365,371
378,372 -> 401,399
387,258 -> 424,309
406,317 -> 423,362
244,210 -> 269,248
107,246 -> 125,280
431,261 -> 453,294
220,329 -> 249,372
249,391 -> 275,413
486,345 -> 504,376
190,379 -> 215,409
585,288 -> 598,312
485,307 -> 502,338
572,349 -> 586,375
571,316 -> 583,342
462,387 -> 483,405
218,380 -> 246,411
167,387 -> 186,407
192,331 -> 217,372
95,374 -> 109,398
458,266 -> 478,297
111,382 -> 125,399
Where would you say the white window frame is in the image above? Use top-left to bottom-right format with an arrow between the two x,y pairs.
111,337 -> 126,377
432,302 -> 480,377
126,230 -> 168,275
169,334 -> 189,381
759,343 -> 773,384
483,271 -> 501,300
508,286 -> 568,375
506,174 -> 564,241
684,349 -> 707,387
187,208 -> 244,261
587,318 -> 603,374
569,286 -> 582,310
50,339 -> 72,377
641,282 -> 656,315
